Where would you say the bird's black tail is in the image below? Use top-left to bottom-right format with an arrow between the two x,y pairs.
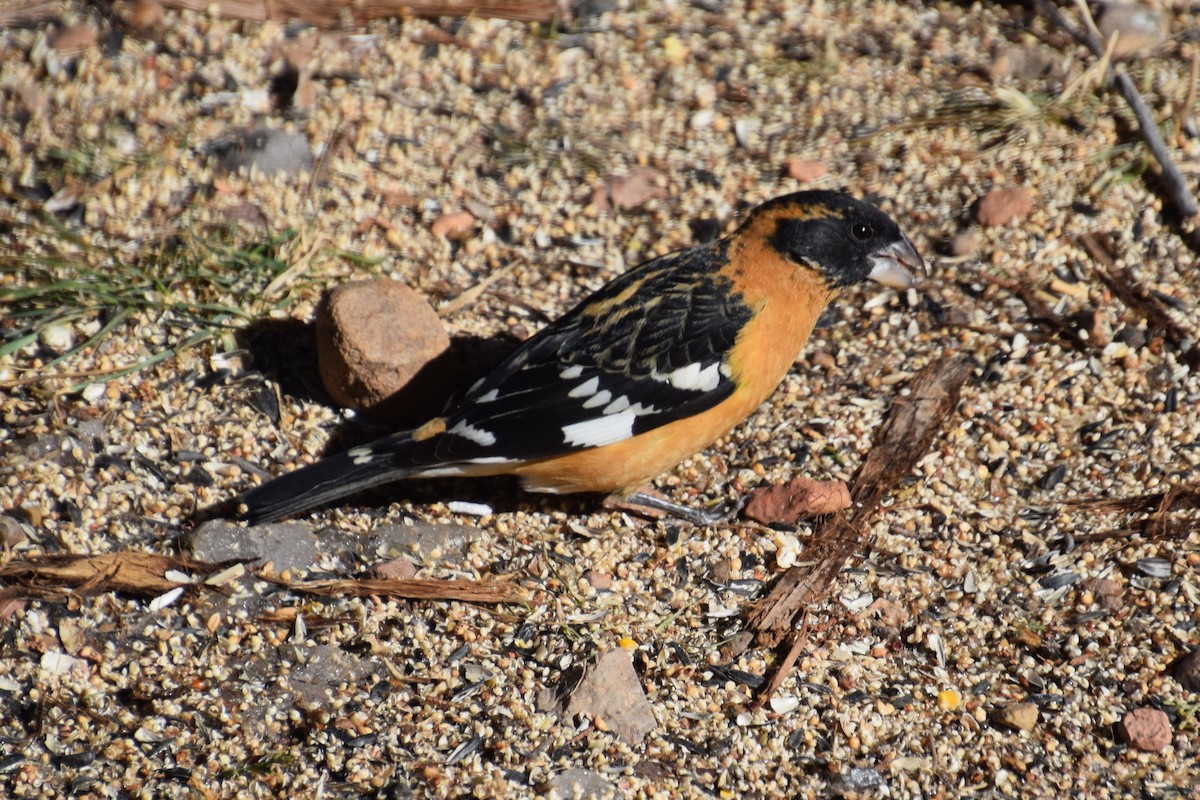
237,433 -> 416,525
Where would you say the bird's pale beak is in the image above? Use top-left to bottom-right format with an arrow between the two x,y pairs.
868,234 -> 926,289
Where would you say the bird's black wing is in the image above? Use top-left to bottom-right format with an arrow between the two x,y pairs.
408,242 -> 755,467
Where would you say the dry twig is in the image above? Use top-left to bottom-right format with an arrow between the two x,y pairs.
158,0 -> 555,25
272,576 -> 527,603
1072,484 -> 1200,517
0,552 -> 219,596
0,551 -> 526,605
0,1 -> 60,28
1069,483 -> 1200,542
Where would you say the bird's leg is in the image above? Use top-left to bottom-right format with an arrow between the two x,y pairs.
607,487 -> 743,525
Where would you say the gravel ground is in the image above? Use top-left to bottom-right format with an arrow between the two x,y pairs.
2,1 -> 1199,797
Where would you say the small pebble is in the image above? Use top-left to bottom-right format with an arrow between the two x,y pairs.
127,0 -> 165,29
315,279 -> 453,423
975,186 -> 1033,227
784,159 -> 828,183
1117,707 -> 1172,752
994,702 -> 1038,731
989,44 -> 1065,82
372,556 -> 419,581
1081,576 -> 1124,612
431,210 -> 476,239
39,322 -> 73,353
597,167 -> 668,211
583,570 -> 612,590
743,477 -> 851,526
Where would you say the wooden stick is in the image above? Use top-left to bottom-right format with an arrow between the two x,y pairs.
274,576 -> 528,603
158,0 -> 556,24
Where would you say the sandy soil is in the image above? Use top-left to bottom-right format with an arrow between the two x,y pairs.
1,1 -> 1198,797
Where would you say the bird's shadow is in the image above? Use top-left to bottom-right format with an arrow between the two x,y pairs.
196,318 -> 589,522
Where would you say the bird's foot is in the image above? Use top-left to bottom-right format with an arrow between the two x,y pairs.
606,488 -> 743,525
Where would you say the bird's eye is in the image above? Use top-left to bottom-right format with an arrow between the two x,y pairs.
852,223 -> 874,241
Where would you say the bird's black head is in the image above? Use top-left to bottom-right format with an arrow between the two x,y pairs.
757,191 -> 924,289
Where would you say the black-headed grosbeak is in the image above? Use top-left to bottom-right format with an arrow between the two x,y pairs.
238,191 -> 923,524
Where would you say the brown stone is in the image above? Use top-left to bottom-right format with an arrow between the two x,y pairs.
989,45 -> 1065,82
708,558 -> 733,585
430,210 -> 475,239
596,167 -> 668,212
127,0 -> 165,29
315,279 -> 454,424
1081,576 -> 1124,612
1117,707 -> 1172,751
975,186 -> 1033,227
742,477 -> 851,526
784,159 -> 828,183
994,702 -> 1038,731
583,570 -> 612,590
864,598 -> 910,628
372,556 -> 419,581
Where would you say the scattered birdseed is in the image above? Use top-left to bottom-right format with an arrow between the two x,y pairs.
2,1 -> 1198,796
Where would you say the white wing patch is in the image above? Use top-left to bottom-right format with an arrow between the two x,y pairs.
603,395 -> 631,415
561,401 -> 660,447
348,446 -> 376,465
568,376 -> 600,398
562,413 -> 636,448
652,361 -> 723,392
477,388 -> 500,403
582,389 -> 612,409
449,420 -> 497,447
560,365 -> 584,380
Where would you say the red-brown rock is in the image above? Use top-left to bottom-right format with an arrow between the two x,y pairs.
431,210 -> 475,239
372,556 -> 419,581
1117,707 -> 1172,752
583,570 -> 612,590
975,186 -> 1033,227
1082,576 -> 1125,612
595,167 -> 668,212
316,279 -> 454,424
784,159 -> 828,183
